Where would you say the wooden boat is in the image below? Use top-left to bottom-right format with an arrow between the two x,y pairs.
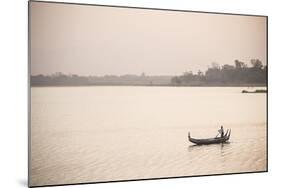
188,129 -> 231,145
242,89 -> 267,93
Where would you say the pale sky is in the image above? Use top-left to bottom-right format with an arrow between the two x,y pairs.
30,1 -> 267,76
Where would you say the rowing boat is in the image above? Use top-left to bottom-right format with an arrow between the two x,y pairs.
188,129 -> 231,145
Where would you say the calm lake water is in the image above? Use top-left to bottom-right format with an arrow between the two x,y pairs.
30,86 -> 267,186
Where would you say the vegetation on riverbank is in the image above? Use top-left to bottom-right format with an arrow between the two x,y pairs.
31,59 -> 267,87
171,59 -> 267,86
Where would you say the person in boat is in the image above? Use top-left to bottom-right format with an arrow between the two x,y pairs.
218,126 -> 224,138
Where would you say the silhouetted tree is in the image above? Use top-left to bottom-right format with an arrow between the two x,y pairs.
251,59 -> 263,69
235,60 -> 246,69
170,59 -> 266,86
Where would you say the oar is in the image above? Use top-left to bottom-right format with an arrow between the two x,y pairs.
215,132 -> 220,138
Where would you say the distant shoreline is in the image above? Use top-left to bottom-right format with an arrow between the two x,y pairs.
31,60 -> 267,88
31,84 -> 267,87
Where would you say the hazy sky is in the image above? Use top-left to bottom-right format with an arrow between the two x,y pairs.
30,2 -> 267,76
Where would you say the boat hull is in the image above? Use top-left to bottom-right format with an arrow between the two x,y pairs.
188,129 -> 231,145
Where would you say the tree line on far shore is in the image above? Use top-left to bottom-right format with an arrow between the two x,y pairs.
31,73 -> 172,86
31,59 -> 267,87
171,59 -> 267,86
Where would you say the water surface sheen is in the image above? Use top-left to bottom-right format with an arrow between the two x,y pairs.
30,86 -> 267,186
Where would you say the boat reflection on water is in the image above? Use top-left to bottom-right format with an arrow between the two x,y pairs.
188,142 -> 231,150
